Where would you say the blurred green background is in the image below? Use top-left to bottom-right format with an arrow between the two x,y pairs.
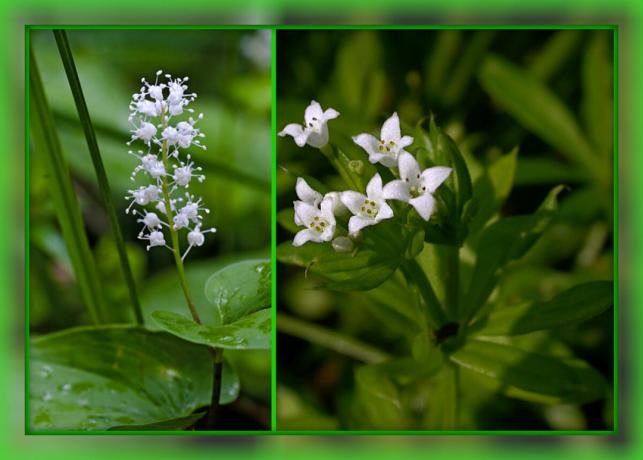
28,28 -> 272,428
276,29 -> 614,430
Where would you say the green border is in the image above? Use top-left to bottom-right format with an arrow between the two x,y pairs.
24,23 -> 619,437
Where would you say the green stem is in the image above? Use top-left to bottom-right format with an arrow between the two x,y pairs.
53,29 -> 143,325
158,111 -> 222,428
401,259 -> 447,330
445,246 -> 460,321
277,312 -> 390,364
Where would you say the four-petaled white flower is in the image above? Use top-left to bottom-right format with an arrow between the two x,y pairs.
382,152 -> 452,221
353,112 -> 414,168
279,100 -> 339,148
341,173 -> 394,236
293,177 -> 323,226
293,197 -> 336,247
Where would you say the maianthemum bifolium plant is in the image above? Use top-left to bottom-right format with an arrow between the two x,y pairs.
277,100 -> 614,430
29,53 -> 271,431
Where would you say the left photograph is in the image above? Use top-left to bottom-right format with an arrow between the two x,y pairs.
27,28 -> 272,432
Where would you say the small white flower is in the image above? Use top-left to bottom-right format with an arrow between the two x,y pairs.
140,230 -> 166,250
382,152 -> 452,221
130,121 -> 157,145
353,112 -> 414,168
323,191 -> 349,217
162,126 -> 180,145
182,225 -> 216,260
279,100 -> 339,148
139,211 -> 162,229
126,185 -> 161,212
173,155 -> 204,188
341,173 -> 394,235
293,177 -> 323,226
173,212 -> 190,230
293,197 -> 336,247
148,84 -> 165,101
179,194 -> 209,222
135,99 -> 162,117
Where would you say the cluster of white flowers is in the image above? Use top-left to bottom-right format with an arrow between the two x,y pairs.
280,101 -> 452,249
125,71 -> 215,259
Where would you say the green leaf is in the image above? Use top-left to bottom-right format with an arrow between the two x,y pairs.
277,220 -> 411,291
29,46 -> 106,324
450,339 -> 607,404
528,30 -> 582,81
473,281 -> 613,336
152,309 -> 271,350
462,185 -> 564,321
424,365 -> 459,429
468,148 -> 518,233
479,55 -> 602,182
581,31 -> 613,161
30,326 -> 239,431
108,412 -> 205,431
204,259 -> 271,325
352,364 -> 405,430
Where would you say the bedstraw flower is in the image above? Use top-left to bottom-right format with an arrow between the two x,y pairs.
341,173 -> 394,236
382,152 -> 452,221
353,112 -> 414,168
292,197 -> 336,247
279,100 -> 339,148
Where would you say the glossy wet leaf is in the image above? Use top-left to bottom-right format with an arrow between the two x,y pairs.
473,281 -> 613,336
109,412 -> 205,431
462,185 -> 564,321
450,339 -> 607,405
30,326 -> 240,431
204,259 -> 271,325
478,55 -> 602,182
152,309 -> 271,350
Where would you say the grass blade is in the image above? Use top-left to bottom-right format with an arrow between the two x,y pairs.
29,46 -> 105,324
53,30 -> 143,325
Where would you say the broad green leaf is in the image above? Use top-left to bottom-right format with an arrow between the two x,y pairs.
468,148 -> 518,233
581,31 -> 613,161
109,412 -> 205,431
152,309 -> 271,350
204,259 -> 271,324
141,251 -> 268,328
277,220 -> 412,291
30,326 -> 239,431
462,185 -> 564,321
352,364 -> 405,430
450,339 -> 607,405
473,281 -> 613,336
479,55 -> 602,183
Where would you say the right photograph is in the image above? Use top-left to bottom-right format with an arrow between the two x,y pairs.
275,29 -> 615,431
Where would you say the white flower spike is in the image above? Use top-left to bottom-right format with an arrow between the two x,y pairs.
382,152 -> 452,221
125,71 -> 214,258
279,100 -> 339,148
353,112 -> 414,168
292,197 -> 336,247
341,173 -> 394,236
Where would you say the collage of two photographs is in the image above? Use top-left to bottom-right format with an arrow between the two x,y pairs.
27,26 -> 616,433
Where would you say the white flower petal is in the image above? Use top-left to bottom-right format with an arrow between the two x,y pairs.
366,173 -> 383,199
305,125 -> 328,148
320,197 -> 336,225
296,178 -> 323,206
380,112 -> 401,142
322,108 -> 340,121
382,179 -> 411,202
293,201 -> 319,227
293,229 -> 320,247
348,216 -> 374,235
398,151 -> 421,182
352,133 -> 380,158
320,225 -> 335,242
341,191 -> 366,216
279,123 -> 310,147
398,135 -> 414,150
368,152 -> 398,168
304,100 -> 324,124
376,201 -> 394,220
421,166 -> 452,193
409,193 -> 436,221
